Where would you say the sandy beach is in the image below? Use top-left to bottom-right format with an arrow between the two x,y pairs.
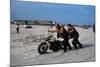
10,24 -> 95,66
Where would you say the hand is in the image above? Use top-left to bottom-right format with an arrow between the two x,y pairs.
48,30 -> 51,32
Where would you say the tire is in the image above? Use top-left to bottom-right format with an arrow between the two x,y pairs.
38,42 -> 48,54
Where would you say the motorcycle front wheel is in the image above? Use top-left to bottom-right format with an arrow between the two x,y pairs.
38,42 -> 48,54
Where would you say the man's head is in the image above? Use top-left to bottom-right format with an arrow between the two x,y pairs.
67,24 -> 73,27
56,24 -> 61,30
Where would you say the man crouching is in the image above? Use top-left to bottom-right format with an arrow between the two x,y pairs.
67,24 -> 83,49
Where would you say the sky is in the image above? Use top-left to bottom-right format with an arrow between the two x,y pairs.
11,0 -> 95,25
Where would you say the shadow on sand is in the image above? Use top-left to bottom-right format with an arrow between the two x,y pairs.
83,44 -> 94,49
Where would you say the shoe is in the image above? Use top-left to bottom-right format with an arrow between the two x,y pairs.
79,44 -> 83,48
79,45 -> 83,48
69,48 -> 72,51
75,47 -> 78,50
64,49 -> 67,53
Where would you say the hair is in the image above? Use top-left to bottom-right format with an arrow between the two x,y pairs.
16,22 -> 19,25
56,24 -> 61,30
67,24 -> 73,27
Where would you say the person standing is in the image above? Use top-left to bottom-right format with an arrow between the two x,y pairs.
93,24 -> 95,33
67,24 -> 83,49
16,22 -> 20,34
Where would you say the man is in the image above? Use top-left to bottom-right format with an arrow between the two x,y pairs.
93,24 -> 95,33
48,24 -> 72,52
67,24 -> 83,49
16,22 -> 20,33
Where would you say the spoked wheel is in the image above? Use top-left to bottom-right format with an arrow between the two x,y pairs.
38,42 -> 48,54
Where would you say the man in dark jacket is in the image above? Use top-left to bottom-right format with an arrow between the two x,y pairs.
67,24 -> 83,49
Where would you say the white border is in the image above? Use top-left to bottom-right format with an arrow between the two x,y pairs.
0,0 -> 10,67
0,0 -> 99,67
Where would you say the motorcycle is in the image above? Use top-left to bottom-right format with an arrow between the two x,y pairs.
38,32 -> 64,54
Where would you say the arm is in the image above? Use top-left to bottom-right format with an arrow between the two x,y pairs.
60,27 -> 64,33
48,29 -> 57,33
69,28 -> 74,33
67,27 -> 74,33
